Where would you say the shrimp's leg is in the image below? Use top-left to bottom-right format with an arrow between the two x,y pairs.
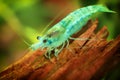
66,39 -> 75,53
69,37 -> 102,41
69,37 -> 90,40
44,48 -> 53,59
66,40 -> 69,48
54,48 -> 59,57
54,42 -> 65,57
44,49 -> 49,58
66,40 -> 72,51
69,37 -> 89,48
47,49 -> 52,59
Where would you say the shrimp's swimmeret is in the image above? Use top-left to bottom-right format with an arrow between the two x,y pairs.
31,5 -> 115,59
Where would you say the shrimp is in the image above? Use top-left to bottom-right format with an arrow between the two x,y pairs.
31,5 -> 115,59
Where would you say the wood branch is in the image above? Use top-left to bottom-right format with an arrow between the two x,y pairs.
0,20 -> 120,80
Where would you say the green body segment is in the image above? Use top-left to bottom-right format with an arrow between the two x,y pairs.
53,5 -> 115,37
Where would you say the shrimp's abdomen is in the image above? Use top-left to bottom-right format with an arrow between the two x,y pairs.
58,5 -> 115,36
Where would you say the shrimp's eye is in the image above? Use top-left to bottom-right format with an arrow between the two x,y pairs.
43,39 -> 47,43
37,36 -> 41,40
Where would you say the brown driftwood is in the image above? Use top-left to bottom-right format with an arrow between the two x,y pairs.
0,20 -> 120,80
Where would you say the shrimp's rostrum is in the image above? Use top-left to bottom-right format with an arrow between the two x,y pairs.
31,5 -> 115,59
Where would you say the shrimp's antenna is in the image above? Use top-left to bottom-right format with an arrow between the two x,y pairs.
41,7 -> 69,34
22,38 -> 31,47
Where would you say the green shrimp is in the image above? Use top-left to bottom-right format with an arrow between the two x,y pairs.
31,5 -> 115,59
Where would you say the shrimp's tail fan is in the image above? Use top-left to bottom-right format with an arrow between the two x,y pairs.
92,5 -> 116,13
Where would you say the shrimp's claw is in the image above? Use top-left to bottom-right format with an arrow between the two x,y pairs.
44,50 -> 51,59
44,51 -> 49,59
54,42 -> 65,57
